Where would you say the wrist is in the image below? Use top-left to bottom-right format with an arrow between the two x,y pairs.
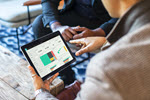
50,22 -> 62,31
35,88 -> 45,97
93,28 -> 106,37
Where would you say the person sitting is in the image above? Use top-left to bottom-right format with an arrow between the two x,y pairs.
32,0 -> 117,40
29,0 -> 150,99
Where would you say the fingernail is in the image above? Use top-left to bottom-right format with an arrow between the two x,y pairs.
76,52 -> 79,56
28,66 -> 31,70
56,72 -> 59,75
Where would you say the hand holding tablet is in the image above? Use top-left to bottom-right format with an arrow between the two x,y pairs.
21,31 -> 76,80
28,66 -> 59,91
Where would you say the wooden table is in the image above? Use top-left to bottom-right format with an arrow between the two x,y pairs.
0,45 -> 64,100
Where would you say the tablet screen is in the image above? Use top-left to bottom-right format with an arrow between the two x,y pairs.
25,35 -> 73,78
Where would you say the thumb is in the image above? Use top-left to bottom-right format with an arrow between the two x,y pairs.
28,66 -> 37,75
47,73 -> 59,85
76,45 -> 90,56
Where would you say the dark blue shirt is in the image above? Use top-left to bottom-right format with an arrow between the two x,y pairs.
73,0 -> 118,35
74,0 -> 98,19
50,0 -> 98,25
100,18 -> 118,36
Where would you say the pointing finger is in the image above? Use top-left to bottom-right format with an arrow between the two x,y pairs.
75,44 -> 91,56
69,39 -> 85,44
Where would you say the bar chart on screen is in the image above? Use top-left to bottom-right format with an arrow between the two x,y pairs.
40,51 -> 57,66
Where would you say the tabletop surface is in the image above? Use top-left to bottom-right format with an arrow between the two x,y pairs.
0,45 -> 64,100
0,45 -> 35,100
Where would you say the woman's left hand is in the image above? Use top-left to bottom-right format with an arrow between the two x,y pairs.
28,66 -> 59,91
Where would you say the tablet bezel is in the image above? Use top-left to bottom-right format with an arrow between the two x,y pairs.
21,31 -> 76,80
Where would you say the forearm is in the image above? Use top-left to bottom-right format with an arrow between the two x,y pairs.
93,28 -> 106,37
100,18 -> 118,36
41,0 -> 61,27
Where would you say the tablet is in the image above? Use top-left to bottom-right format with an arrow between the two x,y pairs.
21,31 -> 76,80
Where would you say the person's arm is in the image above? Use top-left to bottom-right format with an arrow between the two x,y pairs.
100,18 -> 118,36
72,18 -> 118,39
28,66 -> 59,100
75,24 -> 150,100
41,0 -> 61,27
41,0 -> 77,41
